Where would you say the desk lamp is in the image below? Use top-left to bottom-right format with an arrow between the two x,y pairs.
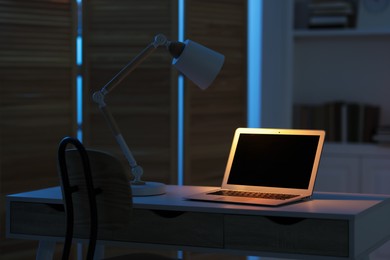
92,34 -> 224,196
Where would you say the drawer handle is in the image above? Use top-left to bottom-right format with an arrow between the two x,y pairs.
46,203 -> 65,212
151,210 -> 185,218
266,216 -> 305,225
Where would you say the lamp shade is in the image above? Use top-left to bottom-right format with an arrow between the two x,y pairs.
172,40 -> 225,90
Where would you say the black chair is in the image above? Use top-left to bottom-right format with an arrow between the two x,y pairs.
58,136 -> 176,260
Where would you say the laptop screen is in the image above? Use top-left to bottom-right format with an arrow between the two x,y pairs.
227,133 -> 320,189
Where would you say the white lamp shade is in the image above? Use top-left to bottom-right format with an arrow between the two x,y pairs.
172,40 -> 225,90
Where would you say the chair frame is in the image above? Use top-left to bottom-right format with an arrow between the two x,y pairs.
58,136 -> 99,260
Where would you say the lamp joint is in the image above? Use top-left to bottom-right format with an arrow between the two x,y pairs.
152,34 -> 168,48
92,91 -> 106,107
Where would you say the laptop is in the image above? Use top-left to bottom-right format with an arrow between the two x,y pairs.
186,128 -> 326,206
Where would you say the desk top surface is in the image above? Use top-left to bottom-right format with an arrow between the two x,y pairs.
7,185 -> 390,219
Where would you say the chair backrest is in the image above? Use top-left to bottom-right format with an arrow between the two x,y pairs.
58,137 -> 132,260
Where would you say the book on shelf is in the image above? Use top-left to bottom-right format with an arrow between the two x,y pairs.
308,0 -> 354,12
304,0 -> 357,29
373,134 -> 390,143
373,125 -> 390,144
293,101 -> 380,143
376,126 -> 390,135
309,15 -> 349,28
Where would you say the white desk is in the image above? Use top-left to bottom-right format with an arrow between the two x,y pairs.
6,185 -> 390,259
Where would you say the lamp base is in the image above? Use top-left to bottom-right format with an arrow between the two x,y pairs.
130,181 -> 166,196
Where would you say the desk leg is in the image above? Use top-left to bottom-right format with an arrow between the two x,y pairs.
94,245 -> 105,260
36,240 -> 56,260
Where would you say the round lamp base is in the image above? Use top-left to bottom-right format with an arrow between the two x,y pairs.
130,182 -> 166,196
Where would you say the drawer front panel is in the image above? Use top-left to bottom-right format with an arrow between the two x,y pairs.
111,209 -> 224,248
225,215 -> 349,257
10,202 -> 224,248
10,202 -> 65,237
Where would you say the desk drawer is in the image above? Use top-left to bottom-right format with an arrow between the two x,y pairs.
225,215 -> 349,257
9,202 -> 224,248
10,202 -> 65,237
112,209 -> 224,248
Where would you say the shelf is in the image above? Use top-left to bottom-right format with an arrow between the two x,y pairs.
294,28 -> 390,37
323,142 -> 390,157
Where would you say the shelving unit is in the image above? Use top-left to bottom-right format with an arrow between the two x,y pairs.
290,2 -> 390,258
316,142 -> 390,260
294,28 -> 390,37
292,1 -> 390,129
291,0 -> 390,168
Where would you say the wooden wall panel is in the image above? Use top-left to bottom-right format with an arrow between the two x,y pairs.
83,0 -> 178,184
185,0 -> 247,185
0,0 -> 76,258
1,0 -> 247,258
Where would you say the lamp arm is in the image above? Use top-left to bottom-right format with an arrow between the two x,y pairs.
97,104 -> 144,184
92,34 -> 169,185
99,34 -> 169,95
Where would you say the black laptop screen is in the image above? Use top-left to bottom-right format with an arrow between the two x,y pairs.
227,134 -> 320,189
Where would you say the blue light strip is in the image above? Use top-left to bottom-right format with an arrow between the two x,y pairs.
246,1 -> 262,259
76,1 -> 84,257
76,36 -> 82,66
76,75 -> 83,141
177,3 -> 185,259
177,0 -> 185,186
177,76 -> 184,187
178,0 -> 185,42
247,0 -> 262,128
76,0 -> 83,141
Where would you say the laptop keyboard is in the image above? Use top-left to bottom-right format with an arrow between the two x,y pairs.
208,190 -> 299,200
